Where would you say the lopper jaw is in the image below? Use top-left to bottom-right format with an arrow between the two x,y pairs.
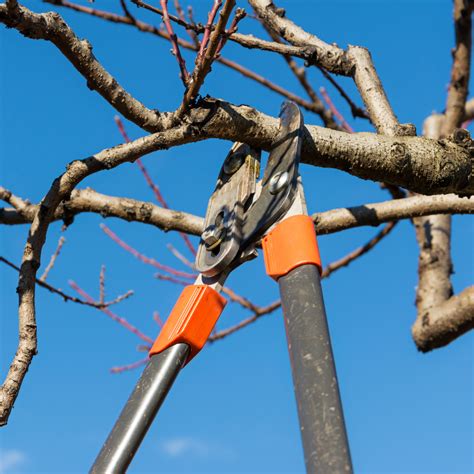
195,100 -> 304,278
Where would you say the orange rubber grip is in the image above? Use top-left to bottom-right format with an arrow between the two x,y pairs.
262,214 -> 322,280
149,285 -> 227,363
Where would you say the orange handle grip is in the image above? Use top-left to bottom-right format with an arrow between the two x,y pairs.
262,215 -> 322,280
149,285 -> 227,363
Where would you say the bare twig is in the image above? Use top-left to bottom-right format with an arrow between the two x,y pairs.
321,222 -> 397,278
99,264 -> 106,304
319,68 -> 370,120
39,236 -> 66,281
153,311 -> 164,327
319,87 -> 354,133
100,224 -> 195,279
1,256 -> 132,309
110,357 -> 150,374
160,0 -> 190,85
176,0 -> 236,117
114,116 -> 197,255
198,0 -> 222,62
69,280 -> 152,343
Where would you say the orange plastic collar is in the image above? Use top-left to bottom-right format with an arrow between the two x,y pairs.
262,214 -> 322,280
149,285 -> 227,363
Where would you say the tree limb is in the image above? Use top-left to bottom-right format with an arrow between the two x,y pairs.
2,187 -> 473,235
412,0 -> 473,352
248,0 -> 402,135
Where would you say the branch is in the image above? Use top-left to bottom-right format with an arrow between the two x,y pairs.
411,0 -> 473,352
248,0 -> 402,135
2,188 -> 473,234
412,286 -> 474,351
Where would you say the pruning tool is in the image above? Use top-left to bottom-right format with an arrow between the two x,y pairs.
90,102 -> 352,474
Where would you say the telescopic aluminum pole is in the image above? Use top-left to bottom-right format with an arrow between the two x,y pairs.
90,343 -> 189,474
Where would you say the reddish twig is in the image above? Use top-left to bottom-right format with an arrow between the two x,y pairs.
319,68 -> 370,121
46,2 -> 329,121
155,272 -> 190,285
166,243 -> 195,269
114,116 -> 197,255
186,5 -> 201,48
176,0 -> 236,117
174,0 -> 200,46
110,356 -> 150,373
99,264 -> 105,304
100,223 -> 196,279
320,87 -> 354,133
159,0 -> 190,84
39,235 -> 66,281
198,0 -> 222,62
153,310 -> 164,327
69,280 -> 153,344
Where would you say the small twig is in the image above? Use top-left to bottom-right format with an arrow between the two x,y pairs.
99,264 -> 106,304
166,243 -> 195,269
69,280 -> 152,343
1,256 -> 129,309
119,0 -> 136,21
174,0 -> 199,46
176,0 -> 236,117
110,356 -> 149,374
101,223 -> 196,279
153,310 -> 164,327
322,222 -> 398,278
39,235 -> 66,281
186,5 -> 201,48
45,1 -> 341,122
319,68 -> 370,120
319,87 -> 354,133
209,299 -> 281,341
114,116 -> 197,255
155,272 -> 190,285
379,182 -> 407,200
198,0 -> 222,62
159,0 -> 190,85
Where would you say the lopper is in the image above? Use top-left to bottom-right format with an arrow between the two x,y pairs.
90,102 -> 352,474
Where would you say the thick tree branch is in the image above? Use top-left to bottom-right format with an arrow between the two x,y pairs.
2,188 -> 473,235
412,286 -> 474,351
412,1 -> 473,353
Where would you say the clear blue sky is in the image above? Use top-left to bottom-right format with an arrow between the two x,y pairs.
1,1 -> 473,473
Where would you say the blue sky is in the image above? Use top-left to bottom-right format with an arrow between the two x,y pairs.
1,1 -> 473,473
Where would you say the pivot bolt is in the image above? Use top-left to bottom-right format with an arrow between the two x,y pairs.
269,171 -> 289,194
223,152 -> 245,175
